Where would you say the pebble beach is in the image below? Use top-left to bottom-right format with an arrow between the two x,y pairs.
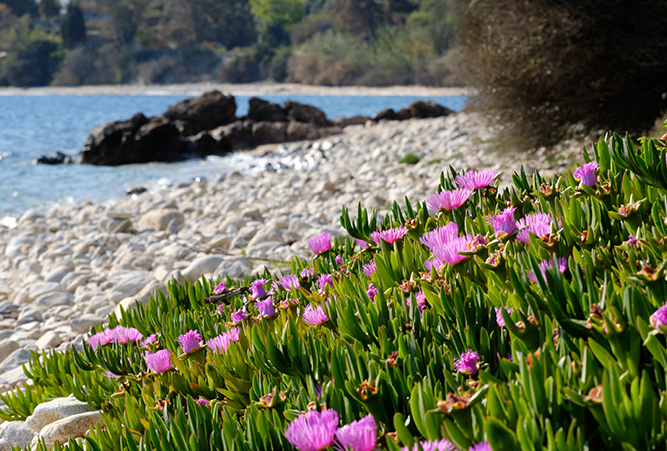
0,110 -> 593,448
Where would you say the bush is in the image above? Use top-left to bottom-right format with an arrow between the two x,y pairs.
5,131 -> 667,450
52,44 -> 123,86
456,0 -> 667,147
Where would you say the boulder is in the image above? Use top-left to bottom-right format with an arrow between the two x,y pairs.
0,421 -> 35,450
284,101 -> 329,126
0,349 -> 32,373
396,101 -> 454,120
332,116 -> 371,128
182,256 -> 225,283
186,131 -> 231,157
36,411 -> 102,447
80,114 -> 190,166
247,98 -> 288,122
373,108 -> 398,121
162,90 -> 237,136
209,121 -> 255,150
138,209 -> 184,232
286,122 -> 320,142
35,152 -> 73,165
26,396 -> 94,433
252,122 -> 288,145
0,340 -> 19,364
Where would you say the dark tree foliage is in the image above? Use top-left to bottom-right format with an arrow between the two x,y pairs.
457,0 -> 667,146
334,0 -> 382,37
1,0 -> 37,17
189,0 -> 257,49
3,39 -> 61,86
61,3 -> 86,48
38,0 -> 61,20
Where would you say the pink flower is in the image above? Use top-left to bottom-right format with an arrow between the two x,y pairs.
356,239 -> 371,249
362,262 -> 376,277
256,297 -> 276,318
433,235 -> 474,265
87,329 -> 115,350
178,330 -> 202,354
651,304 -> 667,329
455,170 -> 500,190
196,397 -> 210,407
309,232 -> 333,255
486,207 -> 518,239
279,275 -> 300,291
573,162 -> 599,187
366,283 -> 379,302
424,256 -> 445,272
370,226 -> 408,245
626,235 -> 639,247
230,310 -> 247,323
420,223 -> 459,251
213,282 -> 227,295
285,409 -> 339,451
335,256 -> 343,265
494,307 -> 511,328
401,439 -> 456,451
250,279 -> 268,299
303,304 -> 328,326
300,268 -> 314,278
141,334 -> 159,348
527,257 -> 568,283
317,274 -> 334,292
454,349 -> 481,375
145,349 -> 172,373
112,326 -> 143,344
335,414 -> 377,451
517,213 -> 556,243
207,328 -> 240,353
427,189 -> 474,211
469,442 -> 491,451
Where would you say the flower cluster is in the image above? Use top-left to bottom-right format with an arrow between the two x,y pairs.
206,328 -> 241,354
285,410 -> 378,451
371,226 -> 408,245
88,325 -> 143,350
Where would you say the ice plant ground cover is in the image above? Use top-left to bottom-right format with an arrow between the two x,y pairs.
3,131 -> 667,450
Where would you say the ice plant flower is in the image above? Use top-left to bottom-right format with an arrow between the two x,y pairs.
317,274 -> 334,292
626,235 -> 639,247
427,189 -> 473,211
527,257 -> 568,283
517,212 -> 555,243
651,304 -> 667,329
469,442 -> 491,451
178,330 -> 202,354
486,207 -> 518,239
433,235 -> 474,265
366,283 -> 379,302
256,297 -> 276,318
356,239 -> 371,249
420,223 -> 458,251
335,256 -> 343,265
424,256 -> 445,272
454,349 -> 481,375
309,232 -> 333,255
207,328 -> 240,353
196,397 -> 210,407
279,274 -> 300,291
87,329 -> 115,350
455,170 -> 500,190
141,334 -> 159,348
335,414 -> 377,451
303,304 -> 328,326
370,226 -> 408,245
494,307 -> 511,327
573,162 -> 599,187
407,291 -> 429,312
145,349 -> 172,373
231,310 -> 247,323
300,268 -> 314,278
213,282 -> 227,295
250,279 -> 268,299
362,262 -> 376,277
401,439 -> 455,451
285,409 -> 339,451
112,326 -> 143,344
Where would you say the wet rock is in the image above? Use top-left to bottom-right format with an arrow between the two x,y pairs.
162,90 -> 237,137
35,152 -> 73,165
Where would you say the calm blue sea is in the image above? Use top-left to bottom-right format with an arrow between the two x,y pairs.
0,93 -> 465,219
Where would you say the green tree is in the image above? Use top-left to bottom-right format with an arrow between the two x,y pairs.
1,0 -> 37,17
39,0 -> 61,20
61,3 -> 86,48
249,0 -> 308,28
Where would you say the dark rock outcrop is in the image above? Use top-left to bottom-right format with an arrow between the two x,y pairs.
247,98 -> 288,122
252,121 -> 288,145
284,101 -> 330,127
35,152 -> 73,165
162,91 -> 237,137
332,116 -> 371,128
373,108 -> 398,121
374,101 -> 454,122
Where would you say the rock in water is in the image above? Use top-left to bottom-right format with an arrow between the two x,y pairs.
35,152 -> 73,165
247,97 -> 288,122
162,90 -> 237,136
284,101 -> 330,126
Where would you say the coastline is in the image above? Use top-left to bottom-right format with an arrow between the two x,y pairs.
0,82 -> 470,97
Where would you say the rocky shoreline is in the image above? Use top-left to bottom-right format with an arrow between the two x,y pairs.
0,111 -> 591,448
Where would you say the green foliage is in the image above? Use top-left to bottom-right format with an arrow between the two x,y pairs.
249,0 -> 308,28
61,3 -> 86,49
10,134 -> 667,449
457,0 -> 667,147
399,154 -> 422,165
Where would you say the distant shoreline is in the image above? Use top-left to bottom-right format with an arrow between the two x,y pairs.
0,82 -> 470,97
